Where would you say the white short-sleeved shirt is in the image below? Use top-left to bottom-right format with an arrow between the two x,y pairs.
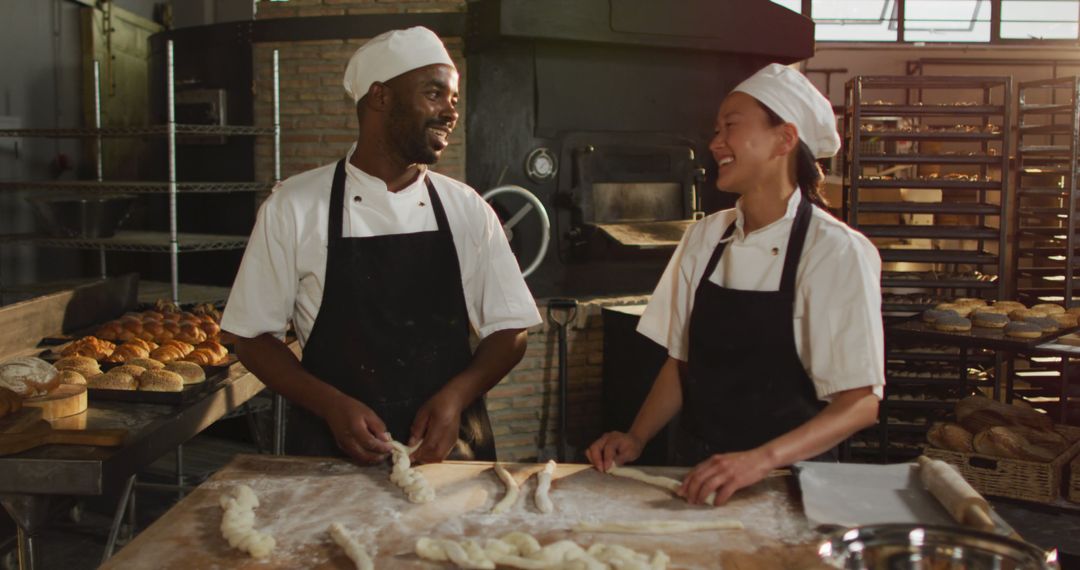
637,190 -> 885,400
222,147 -> 543,347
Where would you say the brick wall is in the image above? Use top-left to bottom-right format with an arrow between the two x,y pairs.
252,0 -> 467,186
488,296 -> 650,462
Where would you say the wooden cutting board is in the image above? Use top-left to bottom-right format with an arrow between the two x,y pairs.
23,384 -> 87,420
0,405 -> 126,456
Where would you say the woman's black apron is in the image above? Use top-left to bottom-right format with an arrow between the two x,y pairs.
674,197 -> 836,465
284,159 -> 496,460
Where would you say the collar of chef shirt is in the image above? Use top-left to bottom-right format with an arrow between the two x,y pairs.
344,145 -> 430,209
720,188 -> 802,246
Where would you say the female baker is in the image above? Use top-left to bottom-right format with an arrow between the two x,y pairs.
586,64 -> 884,505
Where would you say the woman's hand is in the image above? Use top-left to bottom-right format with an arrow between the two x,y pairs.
678,447 -> 775,505
585,431 -> 645,473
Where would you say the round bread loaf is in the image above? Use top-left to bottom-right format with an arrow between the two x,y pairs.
54,356 -> 99,371
0,357 -> 60,397
126,357 -> 165,370
933,315 -> 972,332
55,369 -> 87,386
953,297 -> 987,307
1032,303 -> 1065,315
1052,313 -> 1078,328
1004,321 -> 1042,339
1066,306 -> 1080,318
88,370 -> 136,390
922,309 -> 958,324
993,301 -> 1027,312
111,364 -> 147,378
935,303 -> 972,318
1025,316 -> 1058,332
165,361 -> 206,385
971,312 -> 1008,329
927,422 -> 974,453
138,370 -> 184,392
971,306 -> 1008,315
1008,308 -> 1045,321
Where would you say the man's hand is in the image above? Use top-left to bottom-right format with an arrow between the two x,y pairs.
409,389 -> 465,464
677,447 -> 774,506
322,398 -> 393,464
585,431 -> 645,473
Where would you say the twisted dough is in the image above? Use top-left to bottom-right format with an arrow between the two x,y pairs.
491,463 -> 520,514
218,485 -> 276,559
389,439 -> 435,503
329,522 -> 374,570
608,466 -> 716,506
416,532 -> 669,570
534,460 -> 556,513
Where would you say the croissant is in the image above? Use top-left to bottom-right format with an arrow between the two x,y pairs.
162,321 -> 181,334
174,326 -> 207,345
160,340 -> 194,355
196,340 -> 228,363
115,329 -> 139,342
181,349 -> 215,366
149,345 -> 186,363
142,321 -> 164,338
125,338 -> 155,353
106,343 -> 150,363
153,330 -> 175,344
200,321 -> 221,338
94,322 -> 123,342
62,337 -> 116,360
119,317 -> 143,333
140,310 -> 164,322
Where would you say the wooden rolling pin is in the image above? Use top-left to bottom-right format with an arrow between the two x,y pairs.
916,456 -> 995,532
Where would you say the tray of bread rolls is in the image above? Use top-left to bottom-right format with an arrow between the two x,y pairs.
41,301 -> 237,405
889,298 -> 1080,350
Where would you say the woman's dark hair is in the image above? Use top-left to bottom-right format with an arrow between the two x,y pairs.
756,100 -> 829,209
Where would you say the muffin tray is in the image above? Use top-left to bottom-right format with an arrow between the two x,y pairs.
86,361 -> 233,405
889,317 -> 1080,351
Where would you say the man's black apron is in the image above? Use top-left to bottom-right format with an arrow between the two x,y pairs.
284,159 -> 496,460
674,197 -> 837,465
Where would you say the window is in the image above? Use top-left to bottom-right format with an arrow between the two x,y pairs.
1001,0 -> 1080,39
813,0 -> 899,41
905,0 -> 992,42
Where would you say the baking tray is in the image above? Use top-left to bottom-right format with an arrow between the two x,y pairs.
86,361 -> 232,405
888,317 -> 1080,351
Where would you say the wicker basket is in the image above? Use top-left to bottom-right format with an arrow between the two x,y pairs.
924,425 -> 1080,504
1069,455 -> 1080,504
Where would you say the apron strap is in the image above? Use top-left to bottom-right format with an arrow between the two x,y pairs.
778,196 -> 814,295
328,159 -> 347,242
698,221 -> 738,293
424,175 -> 452,234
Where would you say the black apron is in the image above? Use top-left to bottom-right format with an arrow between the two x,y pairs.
284,159 -> 496,461
674,197 -> 837,465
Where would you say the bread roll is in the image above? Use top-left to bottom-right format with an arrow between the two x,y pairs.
1052,313 -> 1078,328
162,321 -> 181,334
140,310 -> 164,322
1009,425 -> 1069,456
165,361 -> 206,385
974,426 -> 1057,462
162,312 -> 182,322
61,336 -> 116,360
112,364 -> 147,379
88,371 -> 136,390
927,422 -> 974,452
955,395 -> 1053,431
1009,308 -> 1046,321
0,357 -> 60,397
935,303 -> 973,317
993,301 -> 1027,312
174,325 -> 207,345
154,298 -> 180,314
56,369 -> 87,386
53,356 -> 98,371
138,369 -> 184,392
1032,303 -> 1065,315
127,357 -> 165,371
94,322 -> 124,342
196,340 -> 228,363
200,321 -> 221,338
142,321 -> 165,339
953,298 -> 987,307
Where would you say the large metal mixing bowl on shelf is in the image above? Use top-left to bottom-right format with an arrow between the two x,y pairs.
26,193 -> 137,238
819,524 -> 1059,570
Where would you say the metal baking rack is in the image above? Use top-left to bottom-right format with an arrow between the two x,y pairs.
0,40 -> 281,304
842,76 -> 1012,462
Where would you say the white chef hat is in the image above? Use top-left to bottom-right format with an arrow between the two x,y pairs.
343,26 -> 456,104
732,63 -> 841,159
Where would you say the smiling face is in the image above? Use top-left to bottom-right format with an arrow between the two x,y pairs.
384,64 -> 459,165
708,91 -> 793,195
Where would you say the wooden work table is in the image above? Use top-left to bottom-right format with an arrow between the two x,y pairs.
103,455 -> 831,569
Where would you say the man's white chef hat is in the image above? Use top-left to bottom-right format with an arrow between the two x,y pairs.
343,26 -> 456,104
732,63 -> 841,159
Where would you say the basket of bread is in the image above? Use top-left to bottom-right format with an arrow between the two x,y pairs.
924,395 -> 1080,504
49,301 -> 229,400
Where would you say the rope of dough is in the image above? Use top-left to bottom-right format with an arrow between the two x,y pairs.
416,532 -> 669,569
572,519 -> 743,534
491,462 -> 520,514
389,439 -> 435,503
608,466 -> 717,506
218,485 -> 276,559
329,522 -> 374,570
534,460 -> 556,513
916,456 -> 994,530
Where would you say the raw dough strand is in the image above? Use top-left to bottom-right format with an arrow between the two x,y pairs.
389,439 -> 435,503
572,519 -> 744,534
491,462 -> 520,514
608,465 -> 717,506
218,485 -> 276,559
534,460 -> 556,513
416,532 -> 669,569
329,522 -> 375,570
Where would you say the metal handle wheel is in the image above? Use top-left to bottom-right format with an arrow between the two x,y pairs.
481,185 -> 551,279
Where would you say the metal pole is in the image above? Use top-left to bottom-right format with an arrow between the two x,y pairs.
16,526 -> 36,570
167,39 -> 179,304
176,444 -> 184,501
102,474 -> 136,564
557,323 -> 568,462
94,59 -> 107,279
273,394 -> 284,455
273,49 -> 281,184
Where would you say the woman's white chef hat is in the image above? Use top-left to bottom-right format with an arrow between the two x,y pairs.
343,26 -> 456,104
732,63 -> 841,159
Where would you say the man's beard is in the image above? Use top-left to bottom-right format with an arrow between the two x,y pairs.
388,100 -> 441,165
